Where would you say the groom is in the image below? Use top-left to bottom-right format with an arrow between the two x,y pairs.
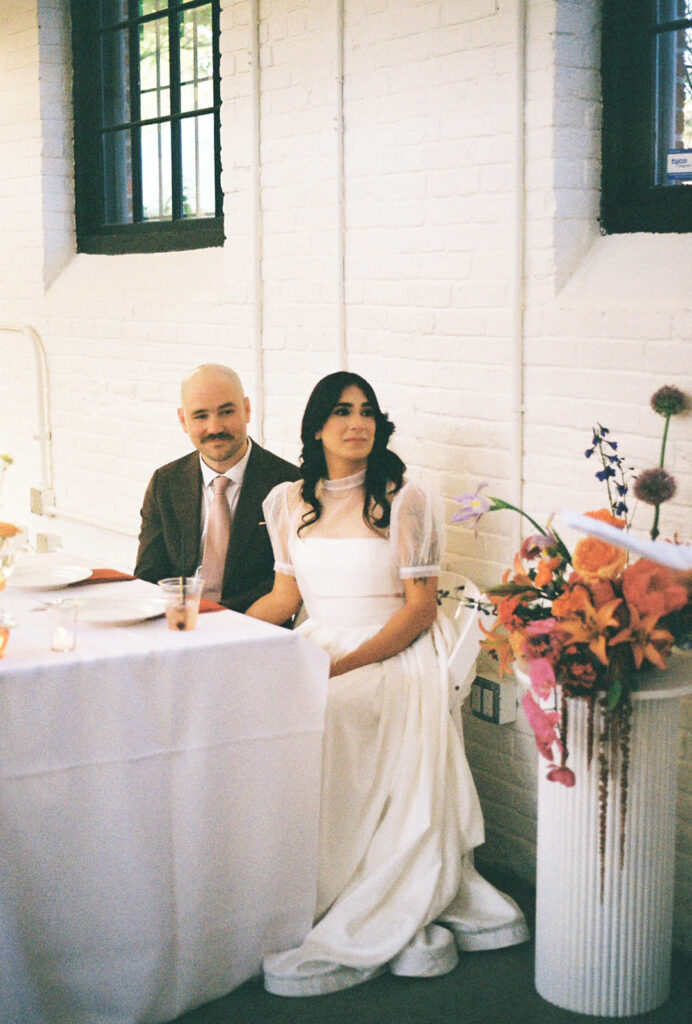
134,364 -> 298,612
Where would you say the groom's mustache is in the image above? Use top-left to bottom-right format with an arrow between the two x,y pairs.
203,432 -> 233,441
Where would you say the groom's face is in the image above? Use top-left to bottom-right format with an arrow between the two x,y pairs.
178,370 -> 251,472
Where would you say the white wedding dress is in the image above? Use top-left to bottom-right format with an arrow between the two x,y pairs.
261,471 -> 529,996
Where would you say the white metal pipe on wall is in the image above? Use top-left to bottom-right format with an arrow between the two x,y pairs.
336,0 -> 347,370
509,0 -> 526,550
0,322 -> 137,538
250,0 -> 264,442
0,322 -> 53,495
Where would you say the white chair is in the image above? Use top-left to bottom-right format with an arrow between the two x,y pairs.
437,571 -> 481,735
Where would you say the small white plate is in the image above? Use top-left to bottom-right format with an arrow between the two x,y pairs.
79,597 -> 166,626
8,564 -> 93,590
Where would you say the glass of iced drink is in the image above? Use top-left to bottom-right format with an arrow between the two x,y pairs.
158,577 -> 205,631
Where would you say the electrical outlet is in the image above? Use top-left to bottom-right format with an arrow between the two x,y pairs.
30,488 -> 55,515
470,675 -> 517,725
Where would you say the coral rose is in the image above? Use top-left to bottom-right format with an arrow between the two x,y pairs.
572,509 -> 627,582
622,558 -> 688,619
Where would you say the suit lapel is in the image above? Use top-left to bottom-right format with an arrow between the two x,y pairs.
172,453 -> 203,574
225,443 -> 265,576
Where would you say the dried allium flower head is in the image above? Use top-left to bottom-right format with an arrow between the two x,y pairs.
650,385 -> 688,417
634,467 -> 676,506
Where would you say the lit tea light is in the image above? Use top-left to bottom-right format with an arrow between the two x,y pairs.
51,625 -> 75,652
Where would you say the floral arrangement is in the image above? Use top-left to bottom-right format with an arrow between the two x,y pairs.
0,453 -> 12,503
453,386 -> 690,878
0,520 -> 22,586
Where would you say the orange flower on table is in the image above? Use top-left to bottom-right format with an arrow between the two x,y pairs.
587,576 -> 618,609
510,554 -> 534,589
610,607 -> 674,670
479,619 -> 514,675
497,593 -> 529,631
535,555 -> 563,588
622,558 -> 688,619
557,595 -> 622,665
0,522 -> 20,539
0,627 -> 8,657
509,629 -> 528,660
551,578 -> 592,619
572,508 -> 627,583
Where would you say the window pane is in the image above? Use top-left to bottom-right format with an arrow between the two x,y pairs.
102,129 -> 133,223
139,0 -> 168,15
141,120 -> 172,219
181,113 -> 216,216
101,28 -> 131,127
655,26 -> 692,184
180,5 -> 214,113
657,1 -> 692,23
139,16 -> 170,121
100,0 -> 128,28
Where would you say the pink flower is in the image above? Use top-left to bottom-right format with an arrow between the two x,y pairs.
528,657 -> 556,700
525,618 -> 556,636
546,764 -> 576,787
521,692 -> 559,761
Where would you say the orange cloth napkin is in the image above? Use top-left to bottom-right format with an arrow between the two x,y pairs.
86,568 -> 137,583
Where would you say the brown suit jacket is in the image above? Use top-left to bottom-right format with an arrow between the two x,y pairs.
134,441 -> 299,613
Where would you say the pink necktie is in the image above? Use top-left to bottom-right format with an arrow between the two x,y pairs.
201,475 -> 232,601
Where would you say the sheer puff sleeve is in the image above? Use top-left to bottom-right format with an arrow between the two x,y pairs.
262,479 -> 302,577
390,479 -> 444,579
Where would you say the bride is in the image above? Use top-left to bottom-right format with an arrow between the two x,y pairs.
247,371 -> 528,997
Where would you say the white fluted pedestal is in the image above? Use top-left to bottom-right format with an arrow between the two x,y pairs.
533,654 -> 691,1017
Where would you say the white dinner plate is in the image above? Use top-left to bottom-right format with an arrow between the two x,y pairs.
79,597 -> 166,626
8,564 -> 93,590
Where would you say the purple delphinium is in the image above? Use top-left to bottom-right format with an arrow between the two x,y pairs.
584,423 -> 632,520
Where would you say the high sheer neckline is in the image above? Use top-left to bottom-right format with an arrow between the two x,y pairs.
322,469 -> 366,493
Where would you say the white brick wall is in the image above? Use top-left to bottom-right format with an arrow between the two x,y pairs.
0,0 -> 690,951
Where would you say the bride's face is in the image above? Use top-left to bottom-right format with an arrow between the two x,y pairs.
316,385 -> 377,476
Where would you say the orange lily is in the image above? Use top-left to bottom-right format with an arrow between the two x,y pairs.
551,581 -> 592,619
535,555 -> 562,588
511,553 -> 535,589
610,607 -> 674,670
557,596 -> 622,665
479,619 -> 515,675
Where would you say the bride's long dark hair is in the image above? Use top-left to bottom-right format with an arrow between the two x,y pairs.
298,371 -> 406,534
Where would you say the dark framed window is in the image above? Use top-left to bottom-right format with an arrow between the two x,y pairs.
601,1 -> 692,233
71,0 -> 223,254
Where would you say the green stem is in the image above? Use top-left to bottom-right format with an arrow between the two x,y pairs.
490,498 -> 572,564
490,498 -> 547,536
659,413 -> 671,468
651,504 -> 660,541
650,413 -> 671,540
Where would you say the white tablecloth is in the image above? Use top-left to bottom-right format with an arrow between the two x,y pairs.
0,564 -> 329,1024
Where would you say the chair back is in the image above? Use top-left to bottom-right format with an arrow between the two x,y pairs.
437,571 -> 481,731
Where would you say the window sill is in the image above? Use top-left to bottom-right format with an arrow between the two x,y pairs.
76,217 -> 224,255
558,232 -> 692,311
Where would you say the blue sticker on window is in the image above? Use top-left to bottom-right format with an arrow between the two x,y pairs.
667,149 -> 692,181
